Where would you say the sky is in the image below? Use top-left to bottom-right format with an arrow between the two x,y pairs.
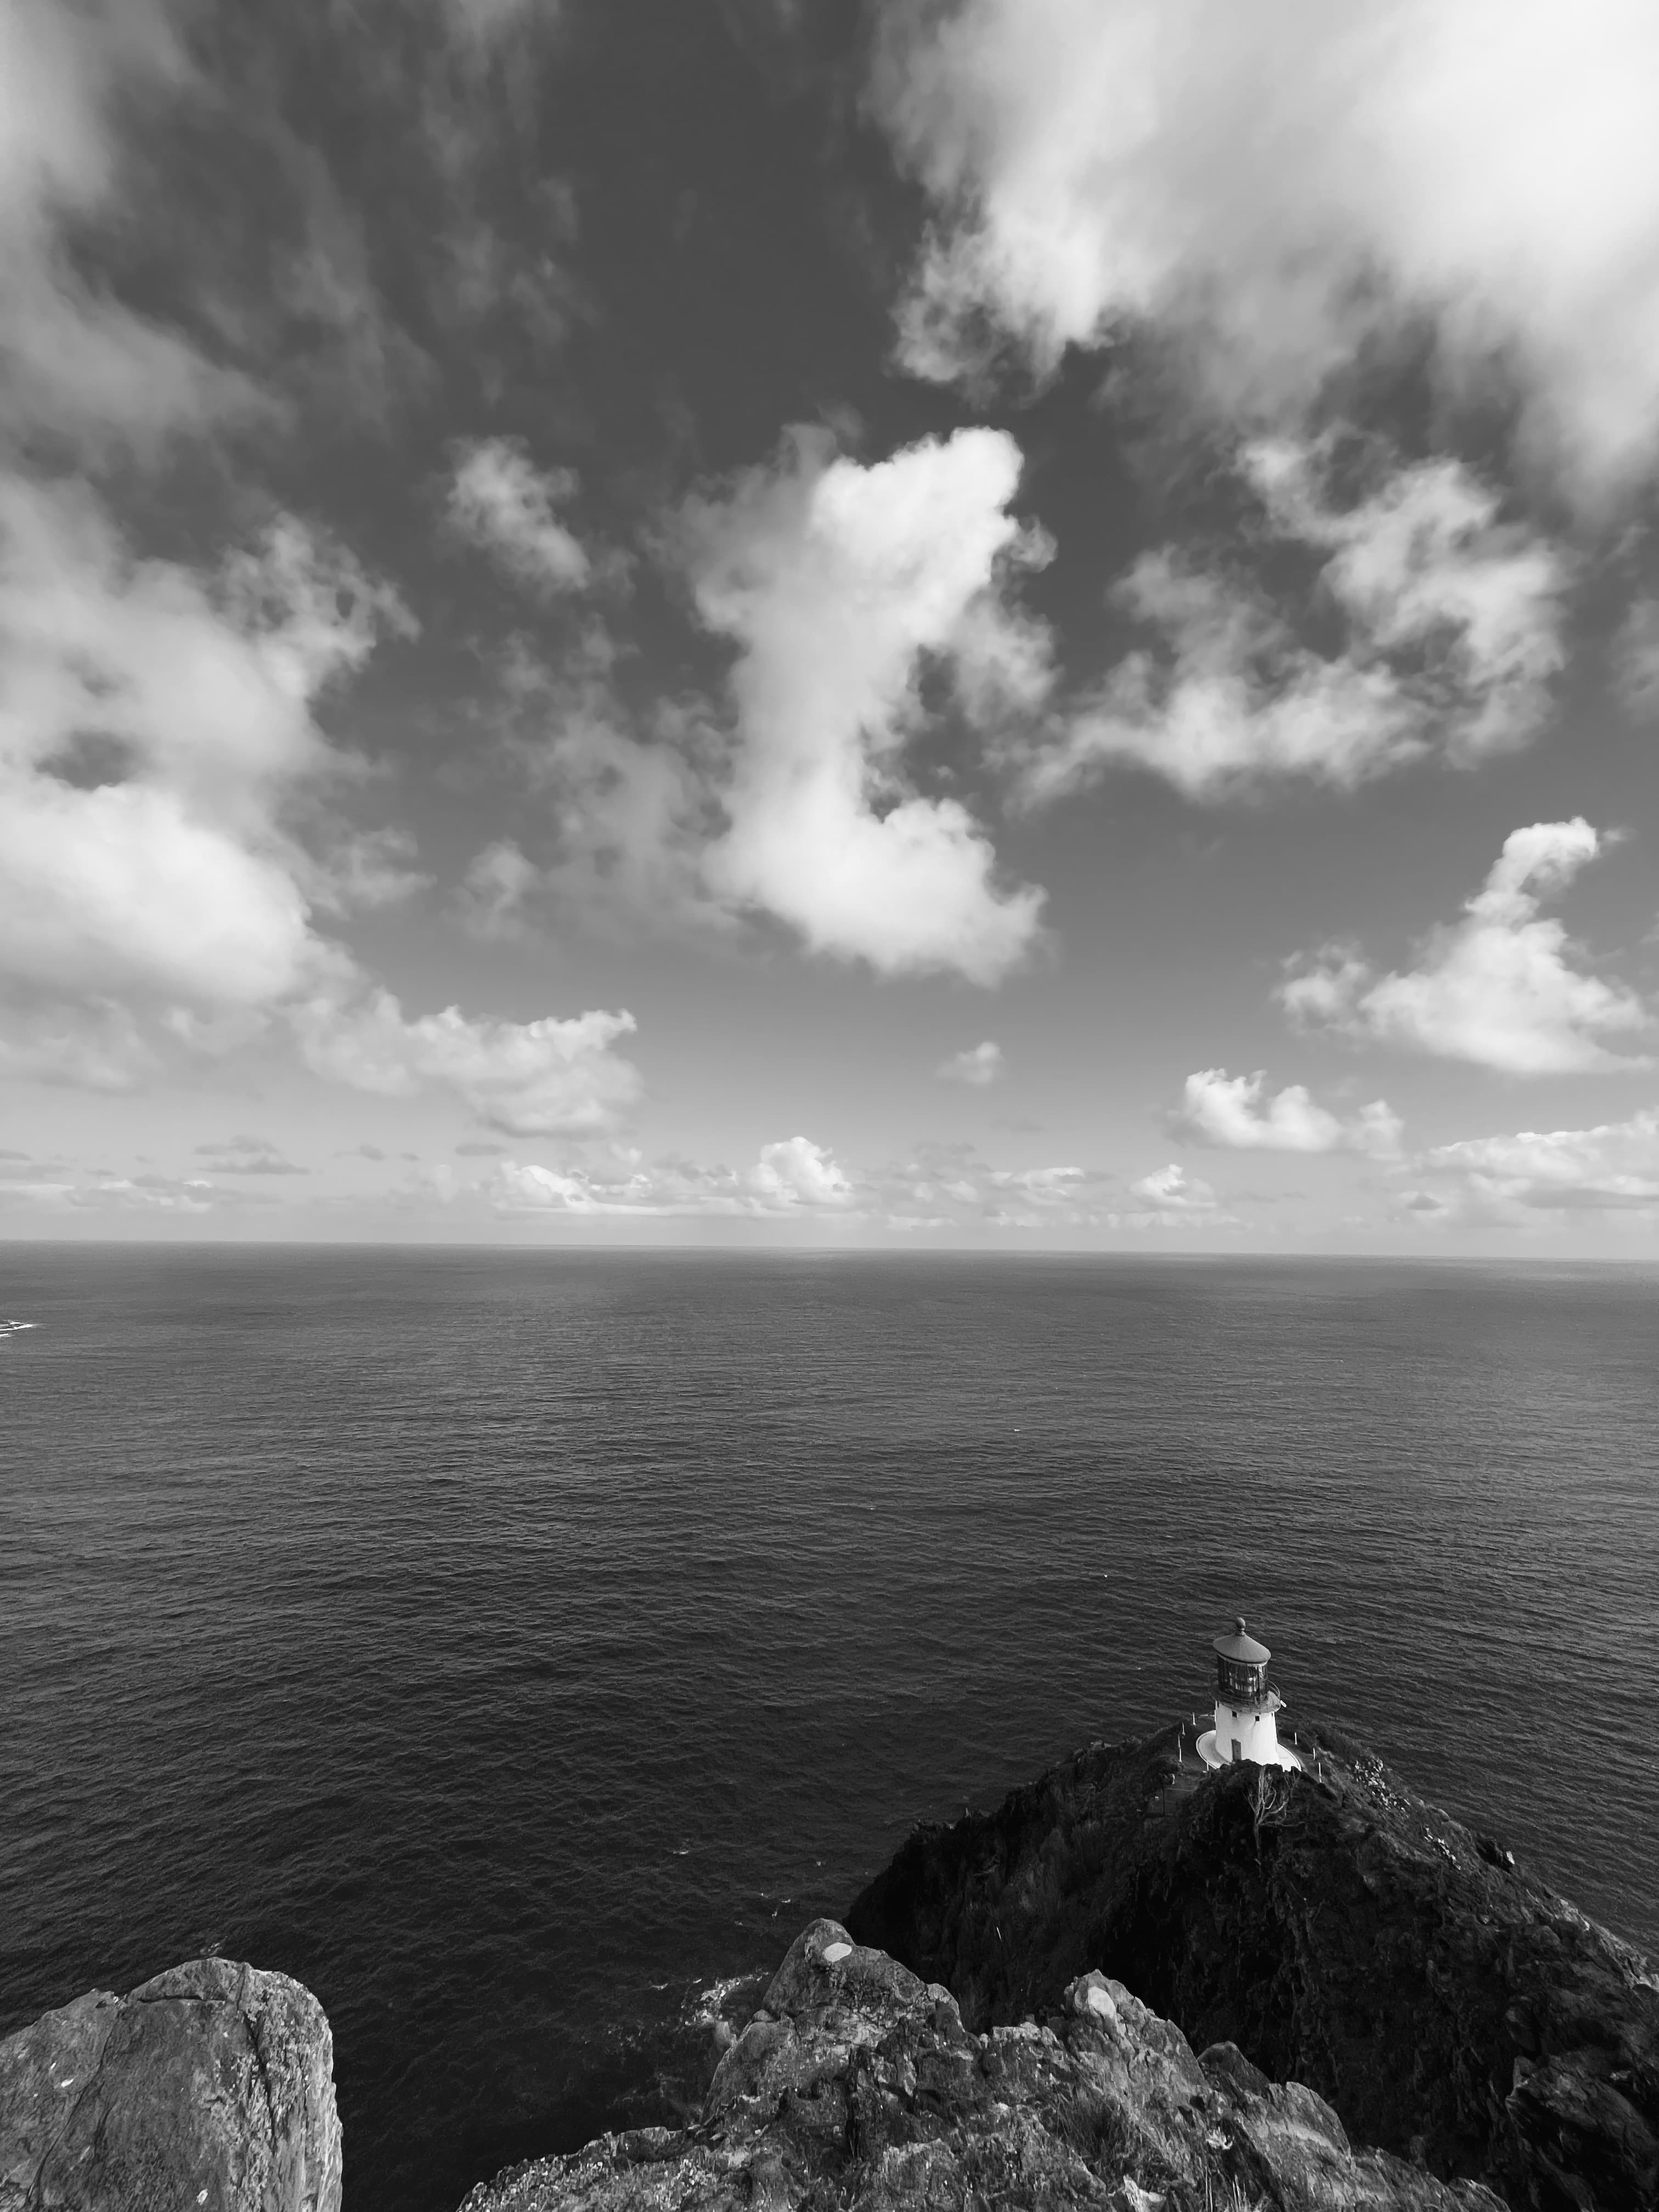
5,0 -> 1659,1251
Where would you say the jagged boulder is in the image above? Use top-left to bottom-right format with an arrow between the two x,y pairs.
846,1726 -> 1659,2210
459,1918 -> 1505,2212
0,1957 -> 341,2212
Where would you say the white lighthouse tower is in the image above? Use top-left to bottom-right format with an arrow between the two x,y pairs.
1197,1617 -> 1303,1770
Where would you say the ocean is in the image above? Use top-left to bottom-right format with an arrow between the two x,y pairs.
2,1247 -> 1655,2210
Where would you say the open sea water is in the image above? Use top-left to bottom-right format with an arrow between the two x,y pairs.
2,1247 -> 1656,2210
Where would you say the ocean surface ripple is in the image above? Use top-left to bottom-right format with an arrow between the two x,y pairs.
2,1248 -> 1655,2211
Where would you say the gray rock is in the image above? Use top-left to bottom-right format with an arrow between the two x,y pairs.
457,1920 -> 1505,2212
847,1725 -> 1659,2208
0,1957 -> 341,2212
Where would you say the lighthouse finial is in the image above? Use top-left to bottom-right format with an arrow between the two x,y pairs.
1235,1615 -> 1246,1635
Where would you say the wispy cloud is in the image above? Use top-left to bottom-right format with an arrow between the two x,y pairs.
1023,442 -> 1565,801
448,437 -> 592,594
194,1135 -> 308,1176
292,992 -> 641,1137
439,0 -> 563,51
1396,1110 -> 1659,1223
868,1140 -> 1111,1231
1613,598 -> 1659,722
476,631 -> 729,941
936,1041 -> 1003,1086
456,839 -> 545,942
0,0 -> 266,453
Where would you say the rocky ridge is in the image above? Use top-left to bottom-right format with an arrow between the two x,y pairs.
4,1731 -> 1654,2212
0,1956 -> 341,2212
845,1724 -> 1659,2211
459,1916 -> 1504,2212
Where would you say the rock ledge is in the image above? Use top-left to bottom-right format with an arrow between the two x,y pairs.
0,1956 -> 341,2212
459,1918 -> 1504,2212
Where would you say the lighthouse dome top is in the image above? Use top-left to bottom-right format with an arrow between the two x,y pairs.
1212,1616 -> 1270,1664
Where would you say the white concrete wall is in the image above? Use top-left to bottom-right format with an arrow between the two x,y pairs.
1214,1698 -> 1281,1765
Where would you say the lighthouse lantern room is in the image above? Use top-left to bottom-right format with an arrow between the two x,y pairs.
1196,1617 -> 1303,1771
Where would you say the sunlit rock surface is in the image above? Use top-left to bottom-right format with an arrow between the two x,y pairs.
0,1957 -> 341,2212
460,1918 -> 1502,2212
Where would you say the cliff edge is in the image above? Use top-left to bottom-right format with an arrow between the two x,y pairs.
844,1726 -> 1658,2211
0,1956 -> 342,2212
460,1916 -> 1504,2212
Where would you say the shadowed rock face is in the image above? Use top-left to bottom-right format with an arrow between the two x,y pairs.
0,1957 -> 341,2212
844,1726 -> 1659,2212
460,1918 -> 1504,2212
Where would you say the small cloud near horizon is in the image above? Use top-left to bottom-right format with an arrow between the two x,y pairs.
194,1135 -> 308,1175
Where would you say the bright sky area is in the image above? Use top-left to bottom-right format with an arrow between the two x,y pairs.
5,0 -> 1659,1250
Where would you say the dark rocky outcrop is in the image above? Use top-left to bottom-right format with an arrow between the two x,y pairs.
460,1917 -> 1504,2212
845,1726 -> 1659,2211
0,1957 -> 341,2212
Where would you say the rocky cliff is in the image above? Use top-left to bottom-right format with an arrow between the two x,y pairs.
844,1725 -> 1658,2211
5,1735 -> 1652,2212
0,1956 -> 341,2212
460,1917 -> 1506,2212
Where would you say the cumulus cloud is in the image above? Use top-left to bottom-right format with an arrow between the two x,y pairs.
1282,820 -> 1647,1075
0,0 -> 802,1180
494,1135 -> 853,1217
1396,1110 -> 1659,1223
0,483 -> 414,1086
1024,442 -> 1565,800
1124,1163 -> 1227,1226
936,1040 -> 1003,1086
292,991 -> 641,1136
0,3 -> 431,1102
1173,1069 -> 1402,1158
448,436 -> 591,594
874,0 -> 1659,494
686,427 -> 1049,983
746,1135 -> 854,1209
469,439 -> 1049,972
0,472 -> 645,1136
495,1137 -> 1131,1232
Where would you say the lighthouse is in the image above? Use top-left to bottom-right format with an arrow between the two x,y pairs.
1196,1617 -> 1303,1771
